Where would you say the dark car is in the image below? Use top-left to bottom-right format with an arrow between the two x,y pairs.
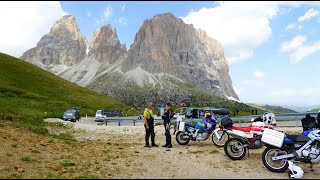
185,107 -> 230,120
62,107 -> 80,122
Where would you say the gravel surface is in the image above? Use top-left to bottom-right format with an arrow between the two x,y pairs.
41,118 -> 320,179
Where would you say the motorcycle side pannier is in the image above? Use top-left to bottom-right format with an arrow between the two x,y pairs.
221,117 -> 233,129
261,128 -> 285,148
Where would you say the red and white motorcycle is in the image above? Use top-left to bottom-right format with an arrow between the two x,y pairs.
220,113 -> 276,160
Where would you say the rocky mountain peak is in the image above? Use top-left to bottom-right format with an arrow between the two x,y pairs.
20,15 -> 87,74
122,12 -> 239,100
88,24 -> 126,63
49,15 -> 86,43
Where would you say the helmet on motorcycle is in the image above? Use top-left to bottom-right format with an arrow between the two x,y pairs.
288,161 -> 304,179
263,112 -> 275,125
205,111 -> 211,118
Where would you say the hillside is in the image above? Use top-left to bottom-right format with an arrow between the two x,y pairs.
247,103 -> 297,114
307,108 -> 320,113
0,52 -> 137,121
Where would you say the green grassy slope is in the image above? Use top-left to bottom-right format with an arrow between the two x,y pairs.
88,72 -> 265,115
247,103 -> 297,114
308,108 -> 320,113
0,52 -> 137,121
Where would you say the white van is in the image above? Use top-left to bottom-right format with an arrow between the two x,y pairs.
95,110 -> 107,122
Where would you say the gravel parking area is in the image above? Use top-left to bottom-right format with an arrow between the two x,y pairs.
40,118 -> 320,179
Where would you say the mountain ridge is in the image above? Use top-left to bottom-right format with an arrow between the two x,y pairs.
20,13 -> 240,110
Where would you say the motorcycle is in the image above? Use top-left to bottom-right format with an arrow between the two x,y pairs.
221,113 -> 276,160
261,127 -> 320,178
174,114 -> 230,146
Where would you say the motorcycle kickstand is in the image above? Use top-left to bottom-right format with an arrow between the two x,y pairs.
310,163 -> 314,172
247,148 -> 250,157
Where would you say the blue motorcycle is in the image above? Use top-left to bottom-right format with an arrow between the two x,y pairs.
175,118 -> 227,145
261,127 -> 320,177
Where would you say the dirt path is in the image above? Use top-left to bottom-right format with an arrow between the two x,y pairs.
1,120 -> 319,179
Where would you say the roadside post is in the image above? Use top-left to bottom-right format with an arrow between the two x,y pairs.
160,103 -> 164,116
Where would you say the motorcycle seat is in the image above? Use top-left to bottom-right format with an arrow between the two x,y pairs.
231,125 -> 251,132
286,134 -> 310,142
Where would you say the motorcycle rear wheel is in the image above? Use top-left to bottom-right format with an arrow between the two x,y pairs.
176,131 -> 190,145
262,147 -> 289,172
224,138 -> 247,160
212,130 -> 230,147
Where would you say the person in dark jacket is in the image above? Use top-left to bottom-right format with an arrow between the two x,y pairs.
162,102 -> 173,148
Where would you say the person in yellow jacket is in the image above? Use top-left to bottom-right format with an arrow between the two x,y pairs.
144,102 -> 158,147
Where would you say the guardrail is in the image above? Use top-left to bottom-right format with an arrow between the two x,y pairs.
96,112 -> 319,127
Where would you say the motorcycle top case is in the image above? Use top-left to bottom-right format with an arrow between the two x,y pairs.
261,128 -> 285,148
221,117 -> 233,129
178,121 -> 186,131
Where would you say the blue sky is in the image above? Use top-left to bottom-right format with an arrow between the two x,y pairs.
0,1 -> 320,106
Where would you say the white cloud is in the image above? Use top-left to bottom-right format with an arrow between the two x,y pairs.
290,40 -> 320,63
270,88 -> 317,98
87,10 -> 91,18
285,23 -> 296,30
298,8 -> 319,22
118,17 -> 128,25
182,1 -> 320,65
0,1 -> 67,57
280,35 -> 307,53
242,79 -> 265,87
253,70 -> 265,78
285,8 -> 319,31
280,35 -> 320,63
120,4 -> 126,13
265,87 -> 320,105
242,70 -> 265,87
182,1 -> 280,65
104,5 -> 112,20
95,5 -> 113,26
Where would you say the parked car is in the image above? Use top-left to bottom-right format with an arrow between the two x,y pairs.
62,107 -> 80,122
95,110 -> 107,122
95,110 -> 122,122
185,107 -> 230,121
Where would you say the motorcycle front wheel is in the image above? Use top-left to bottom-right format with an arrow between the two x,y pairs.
212,130 -> 230,147
262,147 -> 289,172
224,138 -> 247,160
176,131 -> 190,145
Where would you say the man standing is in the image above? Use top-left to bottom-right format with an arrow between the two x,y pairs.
162,102 -> 173,148
144,102 -> 158,148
